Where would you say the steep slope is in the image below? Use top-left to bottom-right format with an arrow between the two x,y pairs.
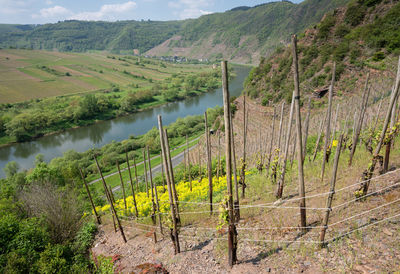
0,0 -> 349,64
147,0 -> 350,64
244,0 -> 400,104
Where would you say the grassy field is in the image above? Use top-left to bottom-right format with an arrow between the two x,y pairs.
0,49 -> 213,104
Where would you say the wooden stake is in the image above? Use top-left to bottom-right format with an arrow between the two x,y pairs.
186,135 -> 192,191
147,146 -> 158,243
278,102 -> 285,152
266,107 -> 276,176
361,57 -> 400,195
302,97 -> 311,163
349,74 -> 370,166
384,71 -> 400,172
312,116 -> 325,161
321,62 -> 336,182
116,161 -> 127,210
222,60 -> 237,266
125,150 -> 139,217
143,148 -> 149,197
292,35 -> 306,231
164,129 -> 181,223
157,115 -> 180,254
79,168 -> 101,224
319,134 -> 343,246
241,95 -> 248,198
204,111 -> 213,215
230,111 -> 240,221
94,156 -> 127,243
133,156 -> 139,192
160,151 -> 166,192
276,91 -> 295,198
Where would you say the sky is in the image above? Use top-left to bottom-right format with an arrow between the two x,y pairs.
0,0 -> 302,24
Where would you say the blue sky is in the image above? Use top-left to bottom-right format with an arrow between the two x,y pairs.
0,0 -> 302,24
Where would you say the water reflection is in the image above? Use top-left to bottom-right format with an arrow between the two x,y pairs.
0,65 -> 251,177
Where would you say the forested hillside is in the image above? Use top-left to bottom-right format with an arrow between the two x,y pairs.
0,0 -> 350,64
0,20 -> 181,54
147,0 -> 349,63
244,0 -> 400,104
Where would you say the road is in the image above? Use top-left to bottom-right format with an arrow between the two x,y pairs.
88,136 -> 201,193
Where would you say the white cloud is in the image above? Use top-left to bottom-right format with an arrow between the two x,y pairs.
0,0 -> 32,14
69,1 -> 137,21
32,5 -> 71,18
168,0 -> 213,19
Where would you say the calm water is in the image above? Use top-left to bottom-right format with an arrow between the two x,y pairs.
0,65 -> 251,177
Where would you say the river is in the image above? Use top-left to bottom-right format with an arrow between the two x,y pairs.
0,65 -> 251,177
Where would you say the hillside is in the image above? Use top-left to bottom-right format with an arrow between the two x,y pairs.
244,0 -> 400,104
0,0 -> 350,64
147,0 -> 349,64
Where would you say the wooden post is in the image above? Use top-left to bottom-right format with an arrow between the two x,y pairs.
94,156 -> 127,243
109,185 -> 116,204
143,148 -> 149,197
275,91 -> 295,198
266,107 -> 276,176
349,74 -> 370,166
157,115 -> 180,254
161,151 -> 166,192
125,150 -> 139,217
292,35 -> 307,231
278,102 -> 285,152
204,112 -> 213,215
319,134 -> 343,246
383,68 -> 400,172
361,57 -> 400,195
147,146 -> 158,243
186,135 -> 192,191
290,131 -> 297,168
330,104 -> 340,146
151,152 -> 163,235
198,145 -> 202,182
222,60 -> 237,266
321,62 -> 336,182
164,129 -> 181,223
241,95 -> 248,198
302,97 -> 311,163
116,161 -> 127,210
312,116 -> 324,161
230,111 -> 240,221
79,168 -> 101,224
217,132 -> 221,179
133,156 -> 139,192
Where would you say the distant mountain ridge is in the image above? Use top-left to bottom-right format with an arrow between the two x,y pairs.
0,0 -> 350,64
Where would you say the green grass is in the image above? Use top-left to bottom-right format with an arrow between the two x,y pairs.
0,49 -> 214,104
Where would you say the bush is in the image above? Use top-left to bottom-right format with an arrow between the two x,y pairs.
372,51 -> 385,61
344,3 -> 367,26
317,14 -> 336,40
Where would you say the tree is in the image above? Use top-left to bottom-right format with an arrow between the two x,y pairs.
3,162 -> 19,178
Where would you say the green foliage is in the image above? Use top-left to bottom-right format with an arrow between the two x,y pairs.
3,161 -> 19,178
372,51 -> 385,61
317,13 -> 336,40
344,2 -> 367,26
333,42 -> 349,61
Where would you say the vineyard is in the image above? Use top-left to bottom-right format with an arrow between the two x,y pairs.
83,37 -> 400,272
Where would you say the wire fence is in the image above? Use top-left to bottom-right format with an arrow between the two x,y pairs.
99,167 -> 400,252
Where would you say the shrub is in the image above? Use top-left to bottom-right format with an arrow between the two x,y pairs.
372,51 -> 385,61
344,3 -> 367,26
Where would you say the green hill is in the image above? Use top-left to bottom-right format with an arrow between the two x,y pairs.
0,0 -> 350,64
243,0 -> 400,104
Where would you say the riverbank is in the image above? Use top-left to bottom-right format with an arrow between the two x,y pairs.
0,65 -> 251,178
